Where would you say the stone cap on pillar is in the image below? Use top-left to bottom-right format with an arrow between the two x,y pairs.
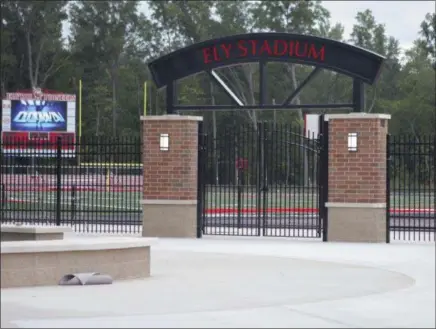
140,115 -> 203,121
324,113 -> 391,121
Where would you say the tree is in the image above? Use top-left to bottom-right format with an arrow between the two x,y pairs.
1,0 -> 69,90
418,12 -> 436,68
2,0 -> 432,144
389,42 -> 436,136
68,0 -> 152,137
350,9 -> 402,112
0,3 -> 17,97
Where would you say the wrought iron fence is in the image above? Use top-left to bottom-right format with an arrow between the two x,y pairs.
3,131 -> 433,241
1,136 -> 142,234
387,134 -> 435,242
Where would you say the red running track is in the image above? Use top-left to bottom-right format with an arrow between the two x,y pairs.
3,186 -> 141,193
205,208 -> 435,214
1,199 -> 434,214
1,174 -> 141,193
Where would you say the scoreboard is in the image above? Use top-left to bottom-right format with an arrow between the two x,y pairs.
1,88 -> 76,157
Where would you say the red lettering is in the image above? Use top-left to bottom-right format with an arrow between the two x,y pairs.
288,41 -> 295,57
202,47 -> 213,64
259,40 -> 272,56
273,40 -> 287,56
308,44 -> 325,61
204,39 -> 326,63
248,40 -> 258,56
295,41 -> 308,58
237,40 -> 248,57
221,43 -> 232,59
212,46 -> 220,61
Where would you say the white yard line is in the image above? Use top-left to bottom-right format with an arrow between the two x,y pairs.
7,197 -> 141,211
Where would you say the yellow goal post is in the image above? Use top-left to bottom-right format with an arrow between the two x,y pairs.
79,162 -> 143,191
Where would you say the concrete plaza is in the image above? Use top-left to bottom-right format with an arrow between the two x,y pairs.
1,235 -> 435,328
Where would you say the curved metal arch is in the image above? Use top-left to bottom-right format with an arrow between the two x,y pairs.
148,32 -> 385,89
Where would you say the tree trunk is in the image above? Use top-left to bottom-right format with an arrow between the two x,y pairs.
95,105 -> 100,137
33,39 -> 45,88
1,79 -> 6,98
136,76 -> 141,117
289,64 -> 309,187
112,74 -> 117,137
26,30 -> 34,88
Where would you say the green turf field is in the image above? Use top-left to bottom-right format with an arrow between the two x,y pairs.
4,191 -> 142,212
3,190 -> 434,212
202,192 -> 435,208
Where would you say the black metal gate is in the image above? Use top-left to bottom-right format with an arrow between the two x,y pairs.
198,120 -> 328,239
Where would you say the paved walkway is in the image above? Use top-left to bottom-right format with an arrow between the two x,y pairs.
1,236 -> 435,328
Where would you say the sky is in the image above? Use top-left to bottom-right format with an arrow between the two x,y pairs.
320,1 -> 435,51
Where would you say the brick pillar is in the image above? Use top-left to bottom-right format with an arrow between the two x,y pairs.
325,113 -> 391,243
140,115 -> 203,238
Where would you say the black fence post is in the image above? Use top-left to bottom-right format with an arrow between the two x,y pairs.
56,136 -> 62,226
237,168 -> 243,228
71,184 -> 77,224
256,122 -> 263,235
196,121 -> 204,238
261,122 -> 269,237
0,183 -> 5,219
320,118 -> 329,242
386,134 -> 391,243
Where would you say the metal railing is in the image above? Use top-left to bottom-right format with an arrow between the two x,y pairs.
3,131 -> 433,241
1,137 -> 142,234
387,134 -> 435,242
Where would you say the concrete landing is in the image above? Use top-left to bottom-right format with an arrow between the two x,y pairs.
1,236 -> 435,328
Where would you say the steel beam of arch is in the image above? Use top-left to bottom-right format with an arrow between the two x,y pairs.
173,103 -> 354,111
207,70 -> 244,107
281,67 -> 322,107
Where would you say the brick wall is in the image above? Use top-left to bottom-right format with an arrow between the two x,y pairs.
328,117 -> 389,204
142,116 -> 200,200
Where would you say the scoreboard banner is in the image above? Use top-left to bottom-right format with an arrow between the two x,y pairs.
10,99 -> 68,131
1,88 -> 76,157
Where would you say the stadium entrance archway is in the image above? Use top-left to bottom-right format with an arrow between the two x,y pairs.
148,32 -> 385,114
147,32 -> 385,239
